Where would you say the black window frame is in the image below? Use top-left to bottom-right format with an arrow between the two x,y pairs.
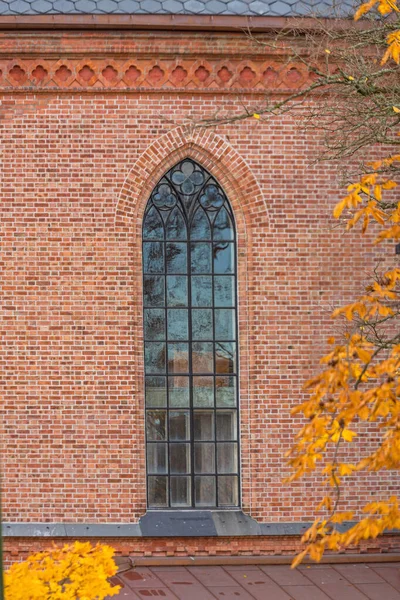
142,158 -> 240,509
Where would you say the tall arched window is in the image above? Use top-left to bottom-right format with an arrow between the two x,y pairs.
143,159 -> 239,509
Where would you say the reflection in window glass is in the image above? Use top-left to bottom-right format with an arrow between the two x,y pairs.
167,276 -> 188,307
191,276 -> 212,307
145,376 -> 167,407
143,159 -> 239,508
168,376 -> 190,407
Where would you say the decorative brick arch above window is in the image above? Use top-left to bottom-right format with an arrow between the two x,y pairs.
116,127 -> 268,517
116,127 -> 268,234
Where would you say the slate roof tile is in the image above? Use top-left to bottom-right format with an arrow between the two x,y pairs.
0,0 -> 356,18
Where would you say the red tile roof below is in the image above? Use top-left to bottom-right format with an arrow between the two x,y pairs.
109,562 -> 400,600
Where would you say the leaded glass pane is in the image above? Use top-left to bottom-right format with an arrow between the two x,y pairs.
192,309 -> 213,340
195,476 -> 216,507
170,443 -> 190,474
166,242 -> 187,273
192,342 -> 213,373
193,376 -> 214,407
170,476 -> 191,507
147,443 -> 167,474
145,342 -> 166,374
217,442 -> 238,474
169,411 -> 190,441
215,342 -> 237,374
143,159 -> 239,508
214,242 -> 234,274
167,309 -> 188,341
168,342 -> 189,373
194,410 -> 214,441
148,476 -> 168,507
194,443 -> 215,474
144,309 -> 165,341
166,207 -> 187,240
146,410 -> 167,441
191,208 -> 211,240
191,276 -> 212,307
191,242 -> 211,274
143,242 -> 164,274
144,276 -> 165,307
143,206 -> 164,240
145,376 -> 167,407
214,276 -> 235,307
215,309 -> 236,340
216,410 -> 237,441
167,276 -> 188,307
168,376 -> 190,407
216,376 -> 236,407
213,207 -> 234,241
218,476 -> 239,507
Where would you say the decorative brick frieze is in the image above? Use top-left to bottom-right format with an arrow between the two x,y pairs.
0,56 -> 312,92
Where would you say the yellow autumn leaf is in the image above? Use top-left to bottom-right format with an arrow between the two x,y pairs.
342,429 -> 357,442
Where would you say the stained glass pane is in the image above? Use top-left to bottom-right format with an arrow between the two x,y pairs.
213,207 -> 234,241
166,207 -> 187,240
167,276 -> 187,307
143,207 -> 164,240
191,276 -> 212,307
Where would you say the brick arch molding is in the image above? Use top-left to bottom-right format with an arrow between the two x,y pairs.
116,127 -> 268,516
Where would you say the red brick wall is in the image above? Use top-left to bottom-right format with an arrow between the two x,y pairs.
4,535 -> 400,568
1,28 -> 399,557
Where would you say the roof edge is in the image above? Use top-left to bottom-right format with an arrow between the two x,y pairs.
0,13 -> 352,31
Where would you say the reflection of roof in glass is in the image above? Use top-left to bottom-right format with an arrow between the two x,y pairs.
0,0 -> 355,17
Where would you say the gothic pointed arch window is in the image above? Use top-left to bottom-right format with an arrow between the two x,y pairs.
143,159 -> 239,509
